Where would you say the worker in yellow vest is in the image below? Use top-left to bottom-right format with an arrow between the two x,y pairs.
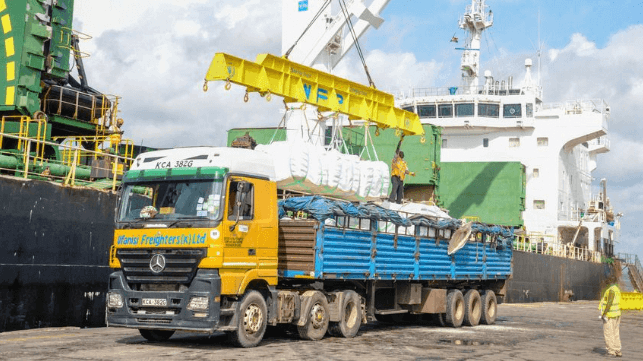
389,135 -> 415,204
599,275 -> 622,357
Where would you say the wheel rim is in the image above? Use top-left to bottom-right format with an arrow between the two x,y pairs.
488,299 -> 496,318
243,303 -> 263,335
310,303 -> 326,329
344,301 -> 358,328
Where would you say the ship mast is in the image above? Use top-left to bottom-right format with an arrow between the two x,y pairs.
458,0 -> 493,94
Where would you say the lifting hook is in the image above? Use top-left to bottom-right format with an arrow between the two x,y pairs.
202,81 -> 209,92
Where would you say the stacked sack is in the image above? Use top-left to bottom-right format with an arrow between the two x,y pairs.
255,140 -> 390,201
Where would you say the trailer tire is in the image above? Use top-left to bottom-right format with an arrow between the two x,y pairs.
139,329 -> 175,342
329,290 -> 361,338
463,289 -> 482,326
434,313 -> 446,327
229,290 -> 268,348
445,290 -> 465,328
297,291 -> 330,341
480,290 -> 498,325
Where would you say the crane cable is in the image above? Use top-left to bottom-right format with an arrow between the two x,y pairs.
338,0 -> 376,89
284,0 -> 333,59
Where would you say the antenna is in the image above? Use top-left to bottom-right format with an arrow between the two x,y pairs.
537,9 -> 541,88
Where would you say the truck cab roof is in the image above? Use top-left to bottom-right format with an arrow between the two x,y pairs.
131,146 -> 276,181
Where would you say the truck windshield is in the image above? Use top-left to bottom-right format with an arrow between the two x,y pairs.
118,180 -> 223,222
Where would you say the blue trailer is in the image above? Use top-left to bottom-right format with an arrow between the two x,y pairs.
275,196 -> 513,335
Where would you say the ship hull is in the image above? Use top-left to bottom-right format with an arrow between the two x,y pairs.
0,176 -> 115,332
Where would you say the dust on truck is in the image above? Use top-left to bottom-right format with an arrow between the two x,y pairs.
106,146 -> 514,347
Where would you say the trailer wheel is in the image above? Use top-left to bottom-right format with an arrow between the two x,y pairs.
298,291 -> 330,341
139,329 -> 175,342
445,290 -> 464,327
480,290 -> 498,325
463,289 -> 482,326
329,290 -> 362,338
229,290 -> 268,348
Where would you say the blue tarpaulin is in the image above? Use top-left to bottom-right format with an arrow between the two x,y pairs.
278,196 -> 513,238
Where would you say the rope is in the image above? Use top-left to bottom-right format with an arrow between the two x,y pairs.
284,0 -> 333,59
339,0 -> 376,88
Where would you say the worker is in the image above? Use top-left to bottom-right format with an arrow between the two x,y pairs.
389,134 -> 414,204
599,275 -> 622,357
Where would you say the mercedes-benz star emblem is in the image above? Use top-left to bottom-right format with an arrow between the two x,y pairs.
149,254 -> 166,273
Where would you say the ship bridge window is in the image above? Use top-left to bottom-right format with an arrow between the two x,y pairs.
537,137 -> 548,146
478,103 -> 499,118
483,138 -> 489,147
438,104 -> 453,118
455,103 -> 474,117
503,104 -> 522,118
418,105 -> 436,118
533,200 -> 545,210
526,103 -> 534,117
509,137 -> 520,147
402,106 -> 415,113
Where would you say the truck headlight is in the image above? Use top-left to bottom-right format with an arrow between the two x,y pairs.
187,296 -> 209,311
108,292 -> 124,308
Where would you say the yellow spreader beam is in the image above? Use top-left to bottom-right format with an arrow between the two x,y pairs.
204,53 -> 424,136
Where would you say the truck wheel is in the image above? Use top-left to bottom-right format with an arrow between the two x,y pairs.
329,290 -> 362,338
480,290 -> 498,325
463,289 -> 482,326
229,290 -> 268,348
297,291 -> 330,341
139,329 -> 175,342
445,289 -> 464,328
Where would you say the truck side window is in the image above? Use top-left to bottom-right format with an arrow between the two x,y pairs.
228,181 -> 254,220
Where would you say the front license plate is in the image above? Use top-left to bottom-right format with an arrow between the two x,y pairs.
142,298 -> 167,307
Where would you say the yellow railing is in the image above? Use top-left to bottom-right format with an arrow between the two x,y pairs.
513,233 -> 602,263
0,115 -> 48,163
0,131 -> 133,191
621,292 -> 643,310
54,135 -> 134,171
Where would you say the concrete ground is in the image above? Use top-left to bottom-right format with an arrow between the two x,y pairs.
1,301 -> 641,360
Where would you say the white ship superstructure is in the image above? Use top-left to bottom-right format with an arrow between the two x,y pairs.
395,0 -> 617,256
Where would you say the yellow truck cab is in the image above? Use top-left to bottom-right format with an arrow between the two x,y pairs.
107,147 -> 279,346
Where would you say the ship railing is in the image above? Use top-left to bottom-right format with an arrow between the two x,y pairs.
541,99 -> 609,115
392,85 -> 532,100
513,233 -> 602,263
0,131 -> 133,191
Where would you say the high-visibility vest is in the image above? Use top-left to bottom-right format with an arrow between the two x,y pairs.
598,284 -> 621,318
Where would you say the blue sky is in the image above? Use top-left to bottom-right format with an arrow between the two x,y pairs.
75,0 -> 643,261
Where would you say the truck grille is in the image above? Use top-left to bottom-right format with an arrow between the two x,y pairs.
117,248 -> 207,285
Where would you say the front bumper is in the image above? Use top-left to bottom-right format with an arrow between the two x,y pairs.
106,269 -> 221,332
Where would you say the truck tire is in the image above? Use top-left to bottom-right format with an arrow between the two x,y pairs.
329,290 -> 361,338
139,329 -> 175,342
463,289 -> 482,326
297,291 -> 330,341
229,290 -> 268,348
480,290 -> 498,325
445,289 -> 464,328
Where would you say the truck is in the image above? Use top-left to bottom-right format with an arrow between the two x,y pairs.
106,146 -> 514,347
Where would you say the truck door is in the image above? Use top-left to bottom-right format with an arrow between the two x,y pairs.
220,177 -> 258,294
